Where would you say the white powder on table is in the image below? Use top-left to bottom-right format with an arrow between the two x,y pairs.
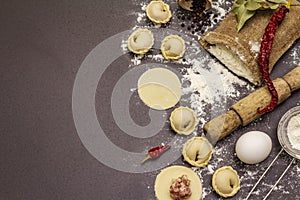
287,114 -> 300,150
123,0 -> 298,199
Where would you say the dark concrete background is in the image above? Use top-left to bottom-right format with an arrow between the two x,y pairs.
1,0 -> 299,199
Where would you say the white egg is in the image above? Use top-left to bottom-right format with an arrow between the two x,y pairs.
235,131 -> 272,164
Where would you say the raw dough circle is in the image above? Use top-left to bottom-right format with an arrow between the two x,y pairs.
137,68 -> 182,110
154,165 -> 202,200
182,137 -> 213,167
127,29 -> 154,54
212,166 -> 240,198
170,107 -> 198,135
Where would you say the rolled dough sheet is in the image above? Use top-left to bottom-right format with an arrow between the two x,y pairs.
137,67 -> 182,110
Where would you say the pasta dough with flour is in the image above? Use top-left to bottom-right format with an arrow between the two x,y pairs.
137,68 -> 182,110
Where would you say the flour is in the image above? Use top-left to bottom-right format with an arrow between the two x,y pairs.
122,0 -> 298,199
181,53 -> 253,125
249,40 -> 261,58
289,47 -> 300,66
137,3 -> 147,23
287,114 -> 300,150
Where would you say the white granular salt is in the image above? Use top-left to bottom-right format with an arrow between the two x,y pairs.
287,114 -> 300,150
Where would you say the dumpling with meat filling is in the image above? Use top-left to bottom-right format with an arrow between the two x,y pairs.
161,35 -> 185,60
182,137 -> 213,167
127,29 -> 154,54
154,165 -> 202,200
146,1 -> 172,24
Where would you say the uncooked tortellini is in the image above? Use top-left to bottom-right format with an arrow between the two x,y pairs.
182,137 -> 213,167
146,1 -> 172,24
212,166 -> 240,198
170,107 -> 198,135
127,29 -> 154,54
161,35 -> 186,60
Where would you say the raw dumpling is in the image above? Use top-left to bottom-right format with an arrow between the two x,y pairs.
170,107 -> 198,135
146,1 -> 172,24
182,137 -> 213,167
212,166 -> 240,198
154,165 -> 202,200
127,29 -> 154,54
161,35 -> 185,60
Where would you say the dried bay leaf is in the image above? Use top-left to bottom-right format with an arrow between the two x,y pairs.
232,0 -> 286,31
267,0 -> 288,4
260,1 -> 281,9
245,0 -> 263,10
232,3 -> 256,31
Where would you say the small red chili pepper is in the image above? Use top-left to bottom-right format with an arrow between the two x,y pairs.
257,6 -> 289,114
141,145 -> 170,164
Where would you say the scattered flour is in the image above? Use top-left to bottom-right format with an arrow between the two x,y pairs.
288,47 -> 300,66
249,40 -> 261,58
287,114 -> 300,150
123,0 -> 299,199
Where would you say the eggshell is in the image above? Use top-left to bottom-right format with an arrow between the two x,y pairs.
235,131 -> 272,164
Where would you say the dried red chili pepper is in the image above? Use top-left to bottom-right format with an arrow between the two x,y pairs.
141,145 -> 170,164
257,6 -> 289,114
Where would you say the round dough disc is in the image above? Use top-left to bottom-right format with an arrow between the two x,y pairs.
154,165 -> 202,200
138,68 -> 182,110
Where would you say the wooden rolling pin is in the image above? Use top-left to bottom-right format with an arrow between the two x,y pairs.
204,66 -> 300,144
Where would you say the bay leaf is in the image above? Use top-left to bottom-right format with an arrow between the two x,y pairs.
267,0 -> 288,4
232,4 -> 256,31
269,4 -> 280,8
260,3 -> 280,9
245,0 -> 263,10
234,0 -> 245,4
232,0 -> 286,31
